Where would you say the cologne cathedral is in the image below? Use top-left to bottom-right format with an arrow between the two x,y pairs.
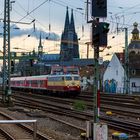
60,7 -> 80,61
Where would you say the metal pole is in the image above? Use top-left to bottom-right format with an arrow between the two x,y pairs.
93,19 -> 99,123
124,28 -> 130,94
2,0 -> 12,104
87,43 -> 89,59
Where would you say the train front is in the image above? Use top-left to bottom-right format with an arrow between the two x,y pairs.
64,74 -> 81,96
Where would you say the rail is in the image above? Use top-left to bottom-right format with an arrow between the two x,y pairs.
0,120 -> 37,140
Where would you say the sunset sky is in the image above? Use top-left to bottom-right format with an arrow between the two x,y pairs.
0,0 -> 139,60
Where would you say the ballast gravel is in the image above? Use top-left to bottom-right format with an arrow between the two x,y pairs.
0,106 -> 85,140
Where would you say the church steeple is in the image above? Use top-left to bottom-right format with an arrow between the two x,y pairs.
38,33 -> 43,56
131,22 -> 139,41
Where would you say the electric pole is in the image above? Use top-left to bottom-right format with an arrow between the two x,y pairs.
85,0 -> 109,139
124,28 -> 130,94
2,0 -> 12,104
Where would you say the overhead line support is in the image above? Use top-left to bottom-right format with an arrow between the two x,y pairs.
2,0 -> 12,105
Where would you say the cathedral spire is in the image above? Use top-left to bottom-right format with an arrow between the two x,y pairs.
70,9 -> 75,32
64,6 -> 69,32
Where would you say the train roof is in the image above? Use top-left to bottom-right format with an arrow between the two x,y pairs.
11,74 -> 80,81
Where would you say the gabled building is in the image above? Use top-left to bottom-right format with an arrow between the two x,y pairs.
103,53 -> 124,93
103,22 -> 140,94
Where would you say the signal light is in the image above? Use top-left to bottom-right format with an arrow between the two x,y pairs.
92,22 -> 110,47
92,0 -> 107,18
99,22 -> 110,46
102,22 -> 110,33
92,24 -> 100,46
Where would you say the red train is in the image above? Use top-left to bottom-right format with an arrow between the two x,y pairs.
11,74 -> 81,96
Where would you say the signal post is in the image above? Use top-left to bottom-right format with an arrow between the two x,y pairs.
86,0 -> 109,139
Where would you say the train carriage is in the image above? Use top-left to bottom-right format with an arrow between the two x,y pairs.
11,74 -> 81,96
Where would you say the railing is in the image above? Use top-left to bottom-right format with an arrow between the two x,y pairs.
0,120 -> 37,139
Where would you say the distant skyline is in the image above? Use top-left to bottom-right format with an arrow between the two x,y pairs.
0,0 -> 140,60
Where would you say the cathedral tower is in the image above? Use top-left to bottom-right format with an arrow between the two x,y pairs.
60,7 -> 79,61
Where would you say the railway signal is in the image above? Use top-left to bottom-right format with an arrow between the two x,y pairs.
92,24 -> 100,46
99,22 -> 110,46
92,0 -> 107,17
92,22 -> 110,47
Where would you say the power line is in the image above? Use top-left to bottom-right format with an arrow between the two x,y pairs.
16,0 -> 49,23
50,0 -> 84,15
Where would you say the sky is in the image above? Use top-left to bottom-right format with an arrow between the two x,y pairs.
0,0 -> 140,60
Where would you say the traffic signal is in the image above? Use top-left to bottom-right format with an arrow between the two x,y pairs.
92,22 -> 110,46
99,22 -> 110,46
92,24 -> 100,46
92,0 -> 107,18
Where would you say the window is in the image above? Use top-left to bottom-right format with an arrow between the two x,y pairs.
65,76 -> 72,81
132,82 -> 136,87
74,76 -> 79,81
131,69 -> 136,75
116,70 -> 118,76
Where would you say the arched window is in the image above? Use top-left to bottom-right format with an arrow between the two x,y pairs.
131,69 -> 136,75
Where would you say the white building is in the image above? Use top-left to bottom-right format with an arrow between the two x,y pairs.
103,53 -> 124,93
103,22 -> 140,94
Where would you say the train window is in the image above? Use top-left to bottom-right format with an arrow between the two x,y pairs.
26,81 -> 31,85
48,77 -> 54,81
20,80 -> 24,85
31,80 -> 37,85
56,77 -> 63,81
74,76 -> 79,81
37,80 -> 41,86
65,76 -> 72,81
40,81 -> 44,85
11,81 -> 14,85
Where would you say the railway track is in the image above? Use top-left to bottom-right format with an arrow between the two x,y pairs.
13,91 -> 140,119
8,91 -> 140,137
1,91 -> 140,138
78,93 -> 140,119
0,109 -> 53,140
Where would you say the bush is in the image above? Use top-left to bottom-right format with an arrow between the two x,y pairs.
73,100 -> 86,111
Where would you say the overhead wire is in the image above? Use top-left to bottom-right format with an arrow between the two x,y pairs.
11,0 -> 50,49
12,0 -> 87,50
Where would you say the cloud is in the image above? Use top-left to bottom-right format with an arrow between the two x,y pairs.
0,23 -> 60,41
